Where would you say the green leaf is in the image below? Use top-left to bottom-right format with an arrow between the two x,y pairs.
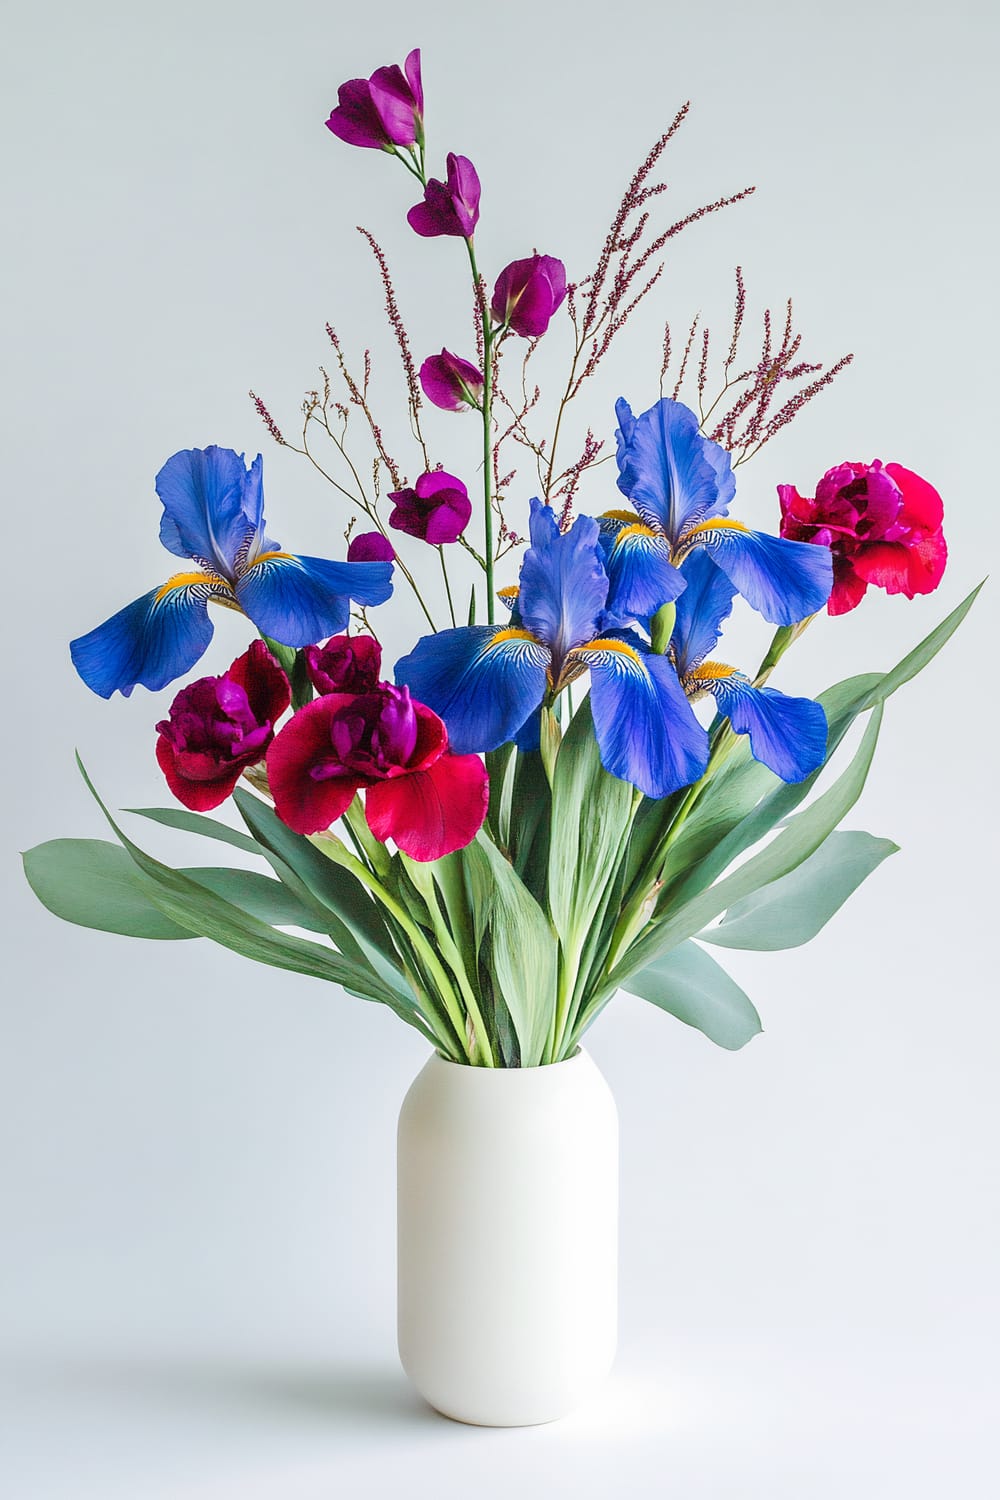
23,838 -> 195,940
127,806 -> 263,857
701,830 -> 898,951
179,867 -> 334,933
459,833 -> 557,1066
548,698 -> 634,948
623,940 -> 762,1051
612,703 -> 885,989
507,749 -> 552,905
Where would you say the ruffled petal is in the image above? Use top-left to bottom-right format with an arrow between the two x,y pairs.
570,630 -> 709,798
365,752 -> 488,861
671,550 -> 738,677
700,668 -> 828,782
395,624 -> 550,754
853,533 -> 948,598
235,552 -> 393,647
885,463 -> 944,531
266,695 -> 364,835
227,638 -> 291,725
683,520 -> 833,625
517,499 -> 609,663
70,574 -> 226,698
155,447 -> 262,578
614,396 -> 735,541
602,522 -> 684,620
154,735 -> 244,812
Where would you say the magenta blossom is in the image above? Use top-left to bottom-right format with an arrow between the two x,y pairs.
419,349 -> 484,411
407,153 -> 481,238
266,683 -> 488,861
305,634 -> 382,696
491,254 -> 567,337
389,471 -> 472,544
348,530 -> 395,563
155,641 -> 290,812
325,49 -> 423,151
778,460 -> 947,615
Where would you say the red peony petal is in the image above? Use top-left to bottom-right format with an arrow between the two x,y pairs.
405,699 -> 449,773
227,639 -> 291,725
853,540 -> 932,598
885,463 -> 944,531
364,752 -> 488,861
827,560 -> 869,616
266,695 -> 363,835
155,735 -> 244,812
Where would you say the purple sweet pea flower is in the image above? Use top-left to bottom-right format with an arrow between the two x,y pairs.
389,471 -> 472,545
348,530 -> 396,563
491,254 -> 568,337
419,349 -> 484,411
407,153 -> 481,238
325,48 -> 423,151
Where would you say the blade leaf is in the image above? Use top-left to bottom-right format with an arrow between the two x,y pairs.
623,939 -> 762,1050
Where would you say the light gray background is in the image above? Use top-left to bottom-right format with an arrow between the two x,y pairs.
3,1 -> 998,1495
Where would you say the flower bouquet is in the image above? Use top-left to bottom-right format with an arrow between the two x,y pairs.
23,48 -> 977,1426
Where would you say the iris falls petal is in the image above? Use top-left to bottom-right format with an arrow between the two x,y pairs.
681,520 -> 833,625
571,631 -> 709,798
234,553 -> 393,647
671,550 -> 738,677
70,574 -> 228,698
602,523 -> 684,620
693,666 -> 828,782
395,625 -> 551,754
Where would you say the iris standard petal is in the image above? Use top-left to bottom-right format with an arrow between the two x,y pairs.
70,573 -> 229,698
681,519 -> 833,625
614,396 -> 735,541
671,549 -> 738,677
602,522 -> 684,620
570,630 -> 709,798
234,553 -> 393,648
699,667 -> 828,783
517,500 -> 609,665
156,447 -> 262,578
395,625 -> 551,754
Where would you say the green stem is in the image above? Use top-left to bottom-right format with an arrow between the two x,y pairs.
438,546 -> 457,627
465,239 -> 495,623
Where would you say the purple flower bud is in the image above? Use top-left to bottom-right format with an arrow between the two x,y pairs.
407,153 -> 481,238
305,634 -> 383,696
347,530 -> 396,563
389,471 -> 472,545
419,349 -> 484,411
491,254 -> 568,338
325,49 -> 423,151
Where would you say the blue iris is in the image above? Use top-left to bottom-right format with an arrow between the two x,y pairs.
671,551 -> 828,782
70,446 -> 394,697
396,499 -> 709,799
599,396 -> 833,625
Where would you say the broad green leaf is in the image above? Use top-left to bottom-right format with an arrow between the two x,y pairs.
548,698 -> 634,950
610,703 -> 884,989
623,940 -> 762,1050
77,759 -> 427,1029
508,748 -> 552,905
460,833 -> 557,1066
701,830 -> 898,951
23,838 -> 195,940
180,867 -> 333,933
127,806 -> 262,856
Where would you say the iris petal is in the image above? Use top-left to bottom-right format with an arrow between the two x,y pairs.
235,553 -> 393,647
684,521 -> 833,625
156,447 -> 263,578
571,629 -> 709,798
70,574 -> 227,698
395,625 -> 550,754
614,396 -> 735,541
671,550 -> 738,677
517,499 -> 609,664
603,523 -> 684,620
701,669 -> 828,782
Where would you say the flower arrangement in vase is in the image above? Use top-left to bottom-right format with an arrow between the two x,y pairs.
23,46 -> 977,1426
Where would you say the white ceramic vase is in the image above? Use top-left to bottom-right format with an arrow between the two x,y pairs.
396,1048 -> 618,1427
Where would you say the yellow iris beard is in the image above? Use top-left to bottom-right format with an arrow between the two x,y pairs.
155,571 -> 232,602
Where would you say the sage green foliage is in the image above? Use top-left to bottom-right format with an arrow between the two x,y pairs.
25,584 -> 980,1064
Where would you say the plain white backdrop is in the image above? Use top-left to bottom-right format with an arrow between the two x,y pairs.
2,1 -> 998,1495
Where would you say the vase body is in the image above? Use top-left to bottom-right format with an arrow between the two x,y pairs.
396,1048 -> 618,1427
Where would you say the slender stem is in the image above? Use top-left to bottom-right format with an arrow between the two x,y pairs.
465,239 -> 495,623
438,546 -> 457,627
